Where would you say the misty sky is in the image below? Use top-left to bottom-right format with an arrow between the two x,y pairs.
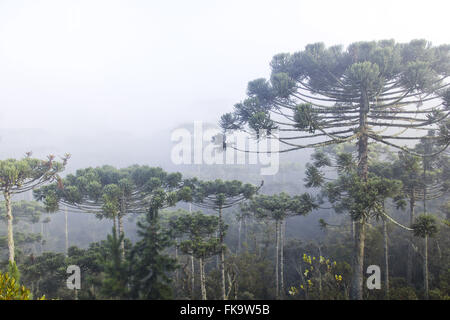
0,0 -> 449,168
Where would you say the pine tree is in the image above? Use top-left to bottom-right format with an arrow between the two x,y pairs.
100,227 -> 129,299
129,207 -> 176,300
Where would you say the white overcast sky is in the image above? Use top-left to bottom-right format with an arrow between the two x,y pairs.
0,0 -> 449,137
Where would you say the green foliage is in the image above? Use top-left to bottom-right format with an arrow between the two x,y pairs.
321,171 -> 403,221
289,253 -> 348,300
248,112 -> 277,137
0,154 -> 68,264
436,269 -> 450,298
4,160 -> 448,301
388,278 -> 418,300
0,270 -> 37,300
129,210 -> 176,299
412,215 -> 438,238
174,211 -> 222,260
349,174 -> 402,221
0,154 -> 68,193
429,288 -> 450,300
34,165 -> 190,219
293,104 -> 317,133
0,201 -> 46,224
99,228 -> 129,299
222,40 -> 450,145
304,164 -> 324,188
8,261 -> 20,283
227,250 -> 275,300
187,178 -> 260,209
245,192 -> 317,222
0,231 -> 42,252
389,287 -> 418,300
19,252 -> 67,298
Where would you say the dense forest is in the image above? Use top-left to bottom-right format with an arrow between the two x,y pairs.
1,39 -> 450,301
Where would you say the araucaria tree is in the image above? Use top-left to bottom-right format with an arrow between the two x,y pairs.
220,40 -> 450,299
0,153 -> 69,269
243,192 -> 317,298
411,214 -> 438,299
175,211 -> 221,300
187,178 -> 261,300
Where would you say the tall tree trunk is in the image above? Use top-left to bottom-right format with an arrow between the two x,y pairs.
219,207 -> 226,300
422,155 -> 429,299
256,231 -> 260,258
318,245 -> 323,299
351,218 -> 366,300
199,257 -> 207,300
191,255 -> 195,299
237,219 -> 242,253
243,218 -> 247,249
118,213 -> 125,258
119,198 -> 126,259
175,241 -> 179,294
423,156 -> 427,215
216,231 -> 219,268
280,219 -> 285,298
383,218 -> 389,299
113,214 -> 117,238
31,224 -> 37,255
351,90 -> 369,300
40,221 -> 44,253
424,235 -> 429,299
4,192 -> 15,264
351,219 -> 355,241
275,220 -> 279,299
234,276 -> 239,300
65,205 -> 69,257
407,196 -> 415,285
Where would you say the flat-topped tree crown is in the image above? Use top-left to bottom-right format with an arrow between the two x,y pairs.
188,178 -> 262,210
0,153 -> 69,194
0,152 -> 69,265
245,192 -> 317,221
171,210 -> 222,239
